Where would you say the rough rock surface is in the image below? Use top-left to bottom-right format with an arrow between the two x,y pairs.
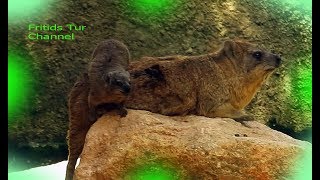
75,110 -> 311,180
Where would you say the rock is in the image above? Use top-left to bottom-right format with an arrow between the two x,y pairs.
74,110 -> 311,180
185,47 -> 193,54
82,3 -> 88,9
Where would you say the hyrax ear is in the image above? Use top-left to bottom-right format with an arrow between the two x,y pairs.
223,40 -> 240,60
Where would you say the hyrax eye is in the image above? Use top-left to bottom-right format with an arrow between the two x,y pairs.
252,51 -> 262,60
115,80 -> 123,86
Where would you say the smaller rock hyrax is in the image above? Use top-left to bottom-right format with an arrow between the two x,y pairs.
126,40 -> 281,121
88,39 -> 131,120
65,39 -> 131,180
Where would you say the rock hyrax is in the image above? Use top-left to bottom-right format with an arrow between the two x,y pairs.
65,39 -> 131,180
88,39 -> 131,120
126,40 -> 281,121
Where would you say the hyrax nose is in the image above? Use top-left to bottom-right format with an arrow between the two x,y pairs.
122,84 -> 131,94
274,54 -> 281,67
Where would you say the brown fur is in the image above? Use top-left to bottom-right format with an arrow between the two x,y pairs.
88,39 -> 131,120
65,39 -> 131,180
65,73 -> 92,180
126,40 -> 281,120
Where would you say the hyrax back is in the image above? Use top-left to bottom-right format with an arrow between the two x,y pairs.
126,40 -> 281,120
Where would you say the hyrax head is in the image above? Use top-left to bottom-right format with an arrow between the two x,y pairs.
222,40 -> 281,77
103,71 -> 131,95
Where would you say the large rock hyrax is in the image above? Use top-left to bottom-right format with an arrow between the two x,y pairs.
126,40 -> 281,121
